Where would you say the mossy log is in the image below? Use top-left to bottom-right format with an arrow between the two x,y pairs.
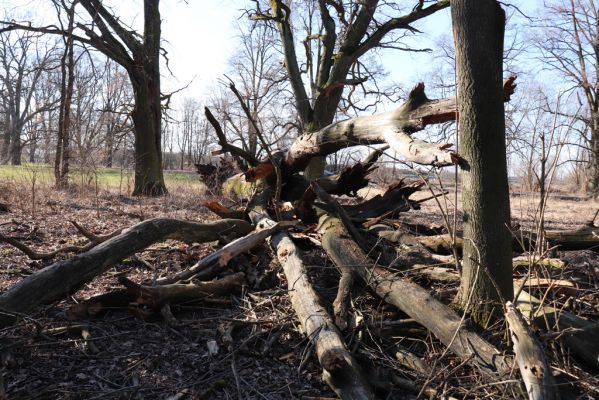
0,218 -> 252,324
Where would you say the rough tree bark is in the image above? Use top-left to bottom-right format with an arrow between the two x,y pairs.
451,0 -> 514,324
0,218 -> 252,324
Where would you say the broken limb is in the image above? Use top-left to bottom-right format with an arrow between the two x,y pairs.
157,220 -> 296,284
120,272 -> 246,309
505,301 -> 558,400
0,218 -> 252,321
282,78 -> 515,175
267,218 -> 377,399
318,215 -> 512,376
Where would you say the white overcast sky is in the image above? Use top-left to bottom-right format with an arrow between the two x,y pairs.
1,0 -> 540,107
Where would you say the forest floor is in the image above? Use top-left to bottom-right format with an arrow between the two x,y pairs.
0,171 -> 598,399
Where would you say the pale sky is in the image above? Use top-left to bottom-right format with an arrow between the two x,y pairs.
0,0 -> 541,108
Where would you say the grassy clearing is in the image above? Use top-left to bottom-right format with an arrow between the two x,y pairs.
0,164 -> 203,190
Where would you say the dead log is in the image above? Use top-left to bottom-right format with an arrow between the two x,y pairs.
267,218 -> 377,399
120,272 -> 246,309
411,267 -> 599,369
415,232 -> 542,255
505,301 -> 558,400
319,215 -> 511,376
157,220 -> 296,284
545,225 -> 599,250
0,218 -> 252,323
514,287 -> 599,369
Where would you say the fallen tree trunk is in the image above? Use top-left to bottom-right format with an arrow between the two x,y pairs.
545,225 -> 599,250
414,266 -> 599,369
267,218 -> 377,399
505,301 -> 558,400
318,215 -> 511,376
0,218 -> 252,322
415,232 -> 534,254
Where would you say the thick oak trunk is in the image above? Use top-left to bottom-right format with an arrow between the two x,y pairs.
452,0 -> 514,324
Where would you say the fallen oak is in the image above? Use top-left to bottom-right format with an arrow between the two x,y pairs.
0,218 -> 252,324
318,215 -> 512,376
266,218 -> 377,399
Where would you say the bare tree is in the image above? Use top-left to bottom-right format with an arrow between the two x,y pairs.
54,0 -> 76,188
250,0 -> 450,178
99,60 -> 133,168
2,0 -> 168,195
0,29 -> 57,165
537,0 -> 599,196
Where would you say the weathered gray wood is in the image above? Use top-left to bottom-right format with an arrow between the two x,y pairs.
157,221 -> 295,284
268,219 -> 377,400
515,287 -> 599,369
284,83 -> 459,174
319,215 -> 511,376
505,301 -> 559,400
0,218 -> 252,321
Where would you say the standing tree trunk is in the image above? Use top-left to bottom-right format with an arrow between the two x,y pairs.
129,0 -> 165,195
54,0 -> 76,189
8,124 -> 21,165
586,113 -> 599,197
451,0 -> 514,325
130,74 -> 165,195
